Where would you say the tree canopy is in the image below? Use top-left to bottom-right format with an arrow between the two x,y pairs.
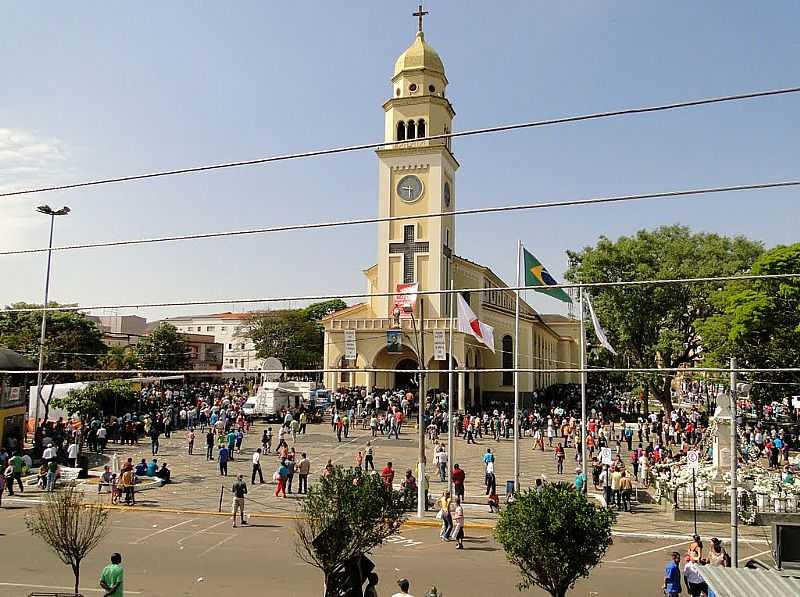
247,299 -> 348,371
699,242 -> 800,403
296,466 -> 406,597
565,225 -> 762,412
495,482 -> 615,597
0,303 -> 106,381
134,323 -> 190,370
52,379 -> 137,419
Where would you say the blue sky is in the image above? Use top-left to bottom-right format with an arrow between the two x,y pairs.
1,1 -> 798,320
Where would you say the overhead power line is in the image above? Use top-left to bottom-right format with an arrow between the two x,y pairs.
4,272 -> 799,314
3,367 -> 800,376
2,179 -> 798,256
1,85 -> 798,201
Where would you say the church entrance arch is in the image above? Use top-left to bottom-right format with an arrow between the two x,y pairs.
394,358 -> 419,391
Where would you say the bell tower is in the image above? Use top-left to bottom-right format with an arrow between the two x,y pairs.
374,6 -> 459,319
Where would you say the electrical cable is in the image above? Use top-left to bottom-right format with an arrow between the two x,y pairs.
3,179 -> 799,256
4,272 -> 798,314
2,86 -> 798,200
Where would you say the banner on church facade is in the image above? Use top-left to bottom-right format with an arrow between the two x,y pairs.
391,283 -> 418,318
344,330 -> 357,361
386,330 -> 403,353
433,330 -> 446,361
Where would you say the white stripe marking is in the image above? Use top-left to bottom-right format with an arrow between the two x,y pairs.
0,582 -> 141,594
131,518 -> 196,544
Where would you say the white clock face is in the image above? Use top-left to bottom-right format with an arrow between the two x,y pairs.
397,175 -> 423,202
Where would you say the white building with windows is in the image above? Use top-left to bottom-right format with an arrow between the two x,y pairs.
160,312 -> 258,371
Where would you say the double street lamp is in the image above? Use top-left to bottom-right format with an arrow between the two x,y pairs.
33,205 -> 70,444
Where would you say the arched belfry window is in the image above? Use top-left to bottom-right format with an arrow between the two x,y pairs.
407,120 -> 416,139
417,119 -> 426,138
396,121 -> 406,141
502,335 -> 513,386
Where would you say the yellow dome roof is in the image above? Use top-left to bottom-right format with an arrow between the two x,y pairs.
393,32 -> 445,78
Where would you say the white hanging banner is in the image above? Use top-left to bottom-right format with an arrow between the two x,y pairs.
433,330 -> 446,361
344,330 -> 357,361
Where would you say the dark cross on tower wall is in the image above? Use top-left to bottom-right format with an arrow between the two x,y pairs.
390,224 -> 429,284
413,4 -> 428,32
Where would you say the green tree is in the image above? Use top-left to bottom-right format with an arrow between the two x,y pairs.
0,303 -> 107,421
99,345 -> 139,371
134,323 -> 190,370
295,466 -> 406,597
699,242 -> 800,403
565,225 -> 762,413
247,309 -> 324,370
304,299 -> 348,323
495,483 -> 615,597
52,379 -> 137,420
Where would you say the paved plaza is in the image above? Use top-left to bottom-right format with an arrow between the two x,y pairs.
0,507 -> 772,597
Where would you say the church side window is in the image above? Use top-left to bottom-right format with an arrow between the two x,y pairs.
502,335 -> 513,386
417,119 -> 426,137
407,120 -> 416,139
396,121 -> 406,141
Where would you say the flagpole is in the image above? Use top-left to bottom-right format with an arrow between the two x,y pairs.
579,285 -> 588,495
513,240 -> 521,492
447,278 -> 455,496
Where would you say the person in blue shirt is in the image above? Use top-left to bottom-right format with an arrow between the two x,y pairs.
218,446 -> 229,476
663,551 -> 682,596
134,458 -> 147,477
146,458 -> 158,476
575,467 -> 587,494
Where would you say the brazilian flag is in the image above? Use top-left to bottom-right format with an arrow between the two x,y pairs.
523,248 -> 572,303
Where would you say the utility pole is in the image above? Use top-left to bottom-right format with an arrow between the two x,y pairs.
417,298 -> 426,517
33,204 -> 70,448
730,357 -> 738,566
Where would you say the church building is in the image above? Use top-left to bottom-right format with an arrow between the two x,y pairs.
322,11 -> 580,411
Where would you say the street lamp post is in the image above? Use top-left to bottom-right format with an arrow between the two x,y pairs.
33,205 -> 70,447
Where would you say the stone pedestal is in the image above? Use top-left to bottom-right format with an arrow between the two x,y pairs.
712,399 -> 733,481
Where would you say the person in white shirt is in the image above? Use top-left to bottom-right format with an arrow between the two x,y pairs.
391,578 -> 414,597
683,557 -> 708,596
251,448 -> 264,484
67,442 -> 79,467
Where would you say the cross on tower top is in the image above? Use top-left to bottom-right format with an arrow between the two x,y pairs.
413,4 -> 428,33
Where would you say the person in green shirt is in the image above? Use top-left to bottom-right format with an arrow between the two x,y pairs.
100,552 -> 124,596
8,453 -> 24,494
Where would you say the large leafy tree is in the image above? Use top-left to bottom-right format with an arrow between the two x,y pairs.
134,323 -> 190,370
295,466 -> 406,597
565,225 -> 762,413
99,345 -> 139,371
0,303 -> 107,421
495,483 -> 615,597
246,301 -> 346,371
699,242 -> 800,403
52,379 -> 137,419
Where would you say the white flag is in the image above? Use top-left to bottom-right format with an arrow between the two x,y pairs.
585,294 -> 617,355
457,294 -> 495,353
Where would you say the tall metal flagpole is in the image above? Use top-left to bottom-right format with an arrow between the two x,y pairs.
730,357 -> 739,566
447,279 -> 455,496
417,298 -> 426,518
513,240 -> 521,491
579,286 -> 588,494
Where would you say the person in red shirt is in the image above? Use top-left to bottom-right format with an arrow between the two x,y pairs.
451,464 -> 466,500
381,462 -> 395,487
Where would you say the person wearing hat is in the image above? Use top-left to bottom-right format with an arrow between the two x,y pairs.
574,467 -> 587,494
707,537 -> 731,567
392,577 -> 414,597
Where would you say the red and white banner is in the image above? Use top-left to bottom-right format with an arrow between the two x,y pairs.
391,283 -> 418,318
456,294 -> 495,353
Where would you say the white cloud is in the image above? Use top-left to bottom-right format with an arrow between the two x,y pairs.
0,128 -> 71,252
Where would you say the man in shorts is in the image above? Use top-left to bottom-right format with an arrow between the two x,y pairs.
231,474 -> 248,528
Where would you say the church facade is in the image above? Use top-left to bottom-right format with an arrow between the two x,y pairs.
322,20 -> 580,411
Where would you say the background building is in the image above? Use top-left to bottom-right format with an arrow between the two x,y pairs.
160,313 -> 257,370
